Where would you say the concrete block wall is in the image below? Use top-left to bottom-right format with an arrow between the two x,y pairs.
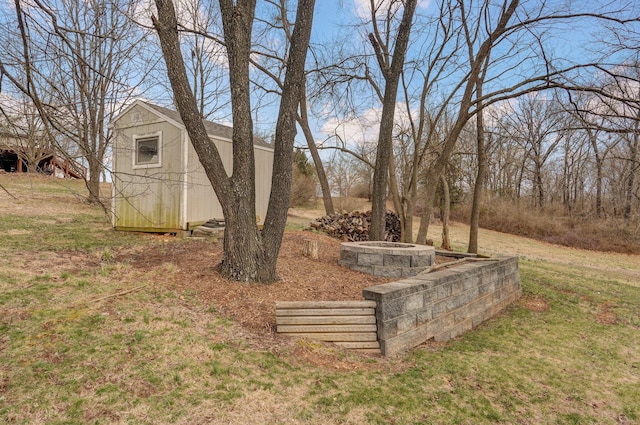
362,256 -> 520,356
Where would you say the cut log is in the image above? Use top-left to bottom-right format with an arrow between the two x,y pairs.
302,239 -> 319,260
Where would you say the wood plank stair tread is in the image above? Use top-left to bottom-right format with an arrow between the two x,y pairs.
275,300 -> 379,354
276,308 -> 375,316
276,300 -> 376,309
280,332 -> 378,342
276,315 -> 376,325
277,324 -> 377,333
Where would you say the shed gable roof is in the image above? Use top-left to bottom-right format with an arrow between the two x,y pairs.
140,101 -> 272,150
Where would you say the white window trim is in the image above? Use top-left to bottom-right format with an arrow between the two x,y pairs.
132,131 -> 162,170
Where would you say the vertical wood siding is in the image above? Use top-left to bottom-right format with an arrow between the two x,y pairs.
113,103 -> 274,231
113,105 -> 184,231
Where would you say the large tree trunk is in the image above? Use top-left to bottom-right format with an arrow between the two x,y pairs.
217,0 -> 264,280
260,0 -> 315,280
153,0 -> 314,283
403,198 -> 415,243
369,81 -> 398,241
369,0 -> 418,241
468,138 -> 486,253
388,153 -> 407,241
155,0 -> 257,280
416,174 -> 439,244
87,158 -> 102,204
222,197 -> 265,281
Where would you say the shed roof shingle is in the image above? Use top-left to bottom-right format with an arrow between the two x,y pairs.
142,101 -> 272,149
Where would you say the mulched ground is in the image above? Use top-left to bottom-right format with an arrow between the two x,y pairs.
123,230 -> 395,336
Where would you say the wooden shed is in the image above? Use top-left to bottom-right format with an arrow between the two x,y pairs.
110,100 -> 273,232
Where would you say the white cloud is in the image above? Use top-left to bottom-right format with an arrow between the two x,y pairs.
321,107 -> 380,147
319,102 -> 415,149
353,0 -> 431,20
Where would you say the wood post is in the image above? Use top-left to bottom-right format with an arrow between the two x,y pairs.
302,239 -> 319,260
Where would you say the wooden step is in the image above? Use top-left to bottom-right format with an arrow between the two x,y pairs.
275,300 -> 380,354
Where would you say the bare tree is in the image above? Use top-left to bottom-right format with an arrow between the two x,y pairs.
415,0 -> 522,244
591,65 -> 640,224
0,0 -> 148,205
368,0 -> 418,241
153,0 -> 315,282
375,0 -> 463,243
249,0 -> 334,215
439,173 -> 452,250
174,0 -> 229,120
563,91 -> 616,217
0,97 -> 52,173
326,151 -> 362,208
468,57 -> 490,253
498,93 -> 565,209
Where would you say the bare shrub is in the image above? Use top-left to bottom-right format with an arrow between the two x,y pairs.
290,169 -> 317,208
350,182 -> 371,199
334,197 -> 370,213
452,199 -> 640,254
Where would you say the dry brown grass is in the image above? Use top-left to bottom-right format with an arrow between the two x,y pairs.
2,175 -> 640,424
452,198 -> 640,254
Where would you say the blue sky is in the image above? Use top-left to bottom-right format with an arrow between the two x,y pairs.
289,0 -> 640,152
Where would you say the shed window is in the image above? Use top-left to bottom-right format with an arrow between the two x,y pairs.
133,134 -> 161,168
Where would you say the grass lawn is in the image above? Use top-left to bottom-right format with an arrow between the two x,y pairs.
1,174 -> 639,424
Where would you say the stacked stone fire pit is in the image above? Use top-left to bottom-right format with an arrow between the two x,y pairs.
339,241 -> 436,278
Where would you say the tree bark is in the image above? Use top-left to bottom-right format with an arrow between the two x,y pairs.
298,85 -> 334,215
416,173 -> 438,244
469,66 -> 488,254
87,158 -> 102,204
369,0 -> 418,241
388,151 -> 408,241
302,239 -> 319,260
624,122 -> 639,225
154,0 -> 315,282
440,174 -> 452,251
261,0 -> 316,281
587,129 -> 604,217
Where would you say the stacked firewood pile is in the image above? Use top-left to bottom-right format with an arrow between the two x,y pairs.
309,210 -> 401,242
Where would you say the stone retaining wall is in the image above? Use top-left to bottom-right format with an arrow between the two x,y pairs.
362,256 -> 520,356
